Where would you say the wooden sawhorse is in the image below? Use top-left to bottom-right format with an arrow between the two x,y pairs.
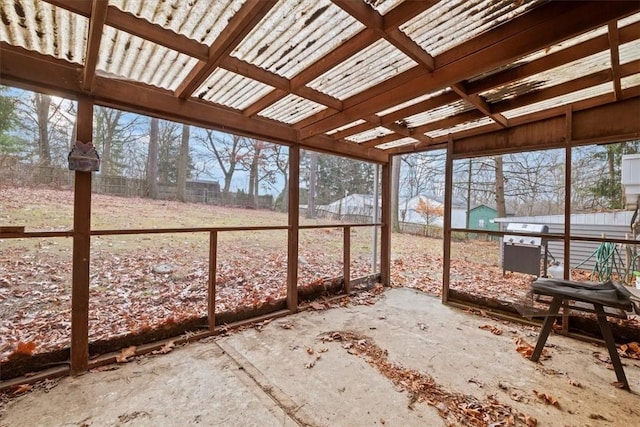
530,279 -> 637,391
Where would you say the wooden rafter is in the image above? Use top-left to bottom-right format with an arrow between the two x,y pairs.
175,0 -> 277,99
240,1 -> 432,130
608,21 -> 623,101
0,42 -> 387,163
298,0 -> 640,141
45,0 -> 209,60
81,0 -> 108,92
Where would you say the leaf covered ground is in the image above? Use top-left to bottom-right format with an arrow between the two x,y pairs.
1,186 -> 638,364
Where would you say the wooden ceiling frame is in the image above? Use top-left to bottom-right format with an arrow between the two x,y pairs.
174,0 -> 278,99
6,0 -> 639,162
608,21 -> 623,101
81,0 -> 108,92
297,1 -> 639,141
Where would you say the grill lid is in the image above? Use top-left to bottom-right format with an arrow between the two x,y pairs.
504,223 -> 548,246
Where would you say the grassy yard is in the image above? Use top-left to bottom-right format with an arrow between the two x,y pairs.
4,185 -> 620,364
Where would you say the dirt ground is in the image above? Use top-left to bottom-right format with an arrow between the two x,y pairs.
1,288 -> 639,427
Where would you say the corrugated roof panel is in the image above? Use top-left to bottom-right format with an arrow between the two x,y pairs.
375,88 -> 452,116
401,0 -> 543,56
110,0 -> 244,46
403,100 -> 474,128
258,94 -> 326,124
307,39 -> 417,100
514,25 -> 608,66
376,137 -> 416,150
620,39 -> 640,65
231,0 -> 364,79
619,11 -> 640,27
0,0 -> 87,64
481,50 -> 611,103
345,127 -> 394,143
621,73 -> 640,90
365,0 -> 405,15
502,82 -> 612,119
97,26 -> 199,91
426,116 -> 494,139
195,68 -> 274,110
326,119 -> 367,135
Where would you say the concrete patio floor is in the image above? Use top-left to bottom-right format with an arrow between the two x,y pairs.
1,288 -> 639,426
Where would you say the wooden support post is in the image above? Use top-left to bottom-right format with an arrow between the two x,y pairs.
71,96 -> 93,375
208,231 -> 217,331
380,161 -> 391,286
442,135 -> 454,303
562,107 -> 573,332
287,146 -> 300,311
343,226 -> 351,294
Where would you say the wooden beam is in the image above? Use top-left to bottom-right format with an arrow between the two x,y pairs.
449,97 -> 640,157
208,231 -> 217,331
492,69 -> 614,113
464,20 -> 640,96
608,21 -> 623,101
221,56 -> 290,91
82,0 -> 108,92
442,135 -> 453,303
388,89 -> 640,156
70,95 -> 93,375
331,0 -> 435,69
343,226 -> 351,294
44,0 -> 209,60
0,43 -> 387,163
382,1 -> 438,31
287,146 -> 300,311
243,89 -> 289,117
298,0 -> 639,139
175,0 -> 277,99
380,162 -> 391,286
451,83 -> 508,127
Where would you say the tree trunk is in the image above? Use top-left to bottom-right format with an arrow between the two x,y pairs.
177,124 -> 190,202
148,118 -> 159,199
35,93 -> 51,166
307,151 -> 318,218
494,155 -> 507,217
391,156 -> 401,232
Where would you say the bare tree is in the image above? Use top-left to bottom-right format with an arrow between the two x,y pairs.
197,131 -> 250,202
34,93 -> 51,166
307,150 -> 318,218
494,155 -> 506,218
148,117 -> 159,199
94,107 -> 123,176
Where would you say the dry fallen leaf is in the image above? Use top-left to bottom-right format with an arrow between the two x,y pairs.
619,342 -> 640,360
568,378 -> 582,388
152,341 -> 175,355
310,302 -> 325,311
533,390 -> 560,408
116,346 -> 137,363
479,324 -> 503,335
12,384 -> 32,395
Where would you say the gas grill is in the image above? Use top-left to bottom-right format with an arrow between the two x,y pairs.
502,223 -> 549,277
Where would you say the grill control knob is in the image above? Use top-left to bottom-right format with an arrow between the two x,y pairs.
519,238 -> 524,243
530,239 -> 535,244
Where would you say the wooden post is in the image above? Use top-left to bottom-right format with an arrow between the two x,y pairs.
343,226 -> 351,294
380,161 -> 391,286
287,146 -> 300,311
208,231 -> 217,331
562,106 -> 573,333
442,135 -> 454,303
71,96 -> 93,375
